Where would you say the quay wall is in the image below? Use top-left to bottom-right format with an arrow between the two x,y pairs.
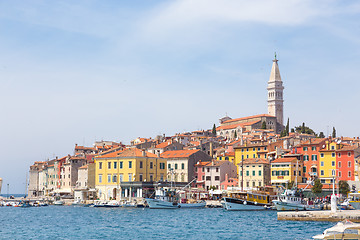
278,210 -> 360,222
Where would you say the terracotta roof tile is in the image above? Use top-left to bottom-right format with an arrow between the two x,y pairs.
161,149 -> 200,158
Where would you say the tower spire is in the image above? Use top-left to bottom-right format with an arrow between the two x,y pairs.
267,55 -> 284,127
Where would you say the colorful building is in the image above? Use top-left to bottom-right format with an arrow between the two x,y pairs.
95,148 -> 167,200
239,158 -> 270,190
271,157 -> 303,187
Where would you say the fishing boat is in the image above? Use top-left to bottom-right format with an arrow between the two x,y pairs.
146,188 -> 179,209
313,219 -> 360,239
53,200 -> 65,205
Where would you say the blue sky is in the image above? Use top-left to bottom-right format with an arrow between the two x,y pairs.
1,0 -> 360,193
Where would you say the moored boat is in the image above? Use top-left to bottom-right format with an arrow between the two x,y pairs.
313,219 -> 360,239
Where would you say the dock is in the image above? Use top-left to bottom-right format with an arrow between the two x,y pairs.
278,210 -> 360,222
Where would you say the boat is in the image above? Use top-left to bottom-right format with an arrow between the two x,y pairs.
223,186 -> 277,211
104,200 -> 120,208
71,199 -> 83,206
19,200 -> 31,208
53,200 -> 65,205
146,188 -> 179,209
178,200 -> 206,208
348,192 -> 360,209
313,219 -> 360,239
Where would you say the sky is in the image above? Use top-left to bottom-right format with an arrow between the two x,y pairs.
1,0 -> 360,193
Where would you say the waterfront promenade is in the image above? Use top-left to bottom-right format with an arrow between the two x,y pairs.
278,210 -> 360,222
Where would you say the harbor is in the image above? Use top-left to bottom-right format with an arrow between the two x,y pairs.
278,210 -> 360,223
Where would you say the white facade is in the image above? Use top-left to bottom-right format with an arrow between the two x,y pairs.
267,56 -> 284,125
167,159 -> 189,182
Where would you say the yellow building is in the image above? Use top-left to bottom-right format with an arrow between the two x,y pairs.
234,143 -> 268,173
94,148 -> 167,200
271,157 -> 303,187
238,158 -> 270,190
319,141 -> 341,184
217,152 -> 235,164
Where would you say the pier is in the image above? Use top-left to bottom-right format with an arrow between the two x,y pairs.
278,210 -> 360,222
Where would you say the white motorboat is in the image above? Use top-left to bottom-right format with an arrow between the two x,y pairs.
71,199 -> 83,206
178,201 -> 206,208
313,219 -> 360,239
146,188 -> 179,209
272,188 -> 307,211
53,200 -> 65,205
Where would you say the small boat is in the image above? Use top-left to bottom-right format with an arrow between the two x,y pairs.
121,201 -> 137,208
71,199 -> 83,206
313,219 -> 360,239
178,201 -> 206,208
19,201 -> 31,208
146,188 -> 179,209
93,201 -> 107,207
273,188 -> 322,211
104,200 -> 120,208
53,200 -> 65,205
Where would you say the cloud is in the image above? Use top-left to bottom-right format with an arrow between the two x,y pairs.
141,0 -> 332,37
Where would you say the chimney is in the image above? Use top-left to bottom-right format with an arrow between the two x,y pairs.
210,142 -> 213,158
142,149 -> 146,157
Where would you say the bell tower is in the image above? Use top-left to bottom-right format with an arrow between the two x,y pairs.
267,53 -> 284,125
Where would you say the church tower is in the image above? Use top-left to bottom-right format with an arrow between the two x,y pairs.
267,54 -> 284,125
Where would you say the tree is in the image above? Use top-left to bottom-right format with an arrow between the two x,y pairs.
285,118 -> 290,136
312,179 -> 323,194
339,180 -> 350,196
332,127 -> 336,138
233,130 -> 237,139
212,124 -> 217,136
261,121 -> 267,129
291,128 -> 295,133
287,181 -> 295,189
318,132 -> 325,138
301,122 -> 306,133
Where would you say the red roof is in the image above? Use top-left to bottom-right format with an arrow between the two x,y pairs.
271,157 -> 299,163
216,120 -> 260,131
222,114 -> 274,124
155,141 -> 172,148
161,149 -> 200,158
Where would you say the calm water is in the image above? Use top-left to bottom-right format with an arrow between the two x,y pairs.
0,206 -> 333,239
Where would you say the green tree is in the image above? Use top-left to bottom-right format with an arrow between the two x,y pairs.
291,128 -> 295,133
312,179 -> 323,194
301,122 -> 306,133
233,131 -> 237,139
261,121 -> 267,129
212,124 -> 217,136
287,181 -> 295,189
339,180 -> 350,196
318,132 -> 325,138
285,118 -> 290,136
332,127 -> 336,138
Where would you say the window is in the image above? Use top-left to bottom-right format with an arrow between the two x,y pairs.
246,171 -> 249,176
139,174 -> 143,181
168,163 -> 171,169
258,170 -> 262,176
175,164 -> 178,170
285,171 -> 289,176
215,176 -> 220,181
182,163 -> 185,170
332,170 -> 335,176
108,174 -> 111,183
331,146 -> 335,150
332,153 -> 335,158
140,161 -> 143,169
311,155 -> 317,161
258,181 -> 262,186
113,175 -> 117,183
338,162 -> 341,168
129,161 -> 132,168
348,171 -> 351,177
312,146 -> 316,151
247,148 -> 249,152
216,167 -> 219,172
202,167 -> 204,172
320,153 -> 324,158
348,161 -> 352,167
258,147 -> 260,151
321,179 -> 325,183
207,168 -> 209,172
264,147 -> 267,151
128,173 -> 132,181
253,182 -> 256,187
252,171 -> 255,176
202,176 -> 204,180
294,171 -> 296,176
253,148 -> 255,151
150,162 -> 153,169
246,182 -> 249,187
98,174 -> 102,183
120,161 -> 123,169
99,162 -> 103,169
321,161 -> 324,166
303,147 -> 308,151
320,170 -> 324,176
240,171 -> 242,176
119,174 -> 123,182
272,170 -> 276,176
206,176 -> 211,181
303,166 -> 306,173
160,162 -> 165,169
150,174 -> 153,181
253,154 -> 255,158
338,153 -> 341,158
114,162 -> 117,169
348,152 -> 351,157
242,155 -> 244,160
338,171 -> 341,177
331,161 -> 335,167
108,162 -> 111,169
304,155 -> 309,161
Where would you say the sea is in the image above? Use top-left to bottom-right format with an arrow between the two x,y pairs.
0,206 -> 333,240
